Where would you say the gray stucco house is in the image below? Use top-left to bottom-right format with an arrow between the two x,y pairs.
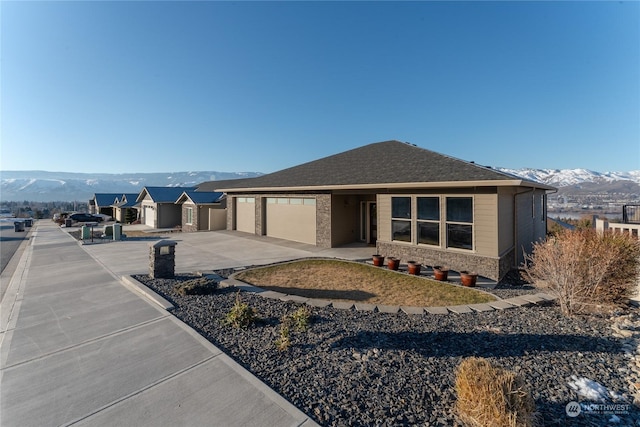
198,140 -> 555,281
176,190 -> 226,232
136,186 -> 196,229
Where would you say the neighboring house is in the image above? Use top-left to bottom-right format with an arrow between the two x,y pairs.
175,190 -> 226,232
136,186 -> 196,229
201,140 -> 555,281
88,193 -> 121,218
112,193 -> 140,223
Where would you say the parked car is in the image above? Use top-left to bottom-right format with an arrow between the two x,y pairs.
69,213 -> 103,223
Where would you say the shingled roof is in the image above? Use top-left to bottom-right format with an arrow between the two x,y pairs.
213,140 -> 553,191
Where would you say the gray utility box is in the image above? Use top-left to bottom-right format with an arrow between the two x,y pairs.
81,225 -> 92,240
65,219 -> 73,227
113,223 -> 122,241
149,240 -> 177,279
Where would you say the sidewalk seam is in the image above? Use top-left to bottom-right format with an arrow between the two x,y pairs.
1,315 -> 171,371
62,355 -> 218,426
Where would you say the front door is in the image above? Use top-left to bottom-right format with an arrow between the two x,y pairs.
360,201 -> 377,245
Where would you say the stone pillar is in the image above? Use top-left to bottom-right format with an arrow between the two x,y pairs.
149,240 -> 177,279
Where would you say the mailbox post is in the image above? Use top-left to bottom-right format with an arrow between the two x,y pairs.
150,240 -> 177,279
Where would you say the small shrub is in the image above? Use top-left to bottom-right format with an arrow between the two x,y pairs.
285,306 -> 312,332
524,228 -> 640,315
275,325 -> 291,351
223,291 -> 256,329
455,357 -> 536,427
173,277 -> 219,296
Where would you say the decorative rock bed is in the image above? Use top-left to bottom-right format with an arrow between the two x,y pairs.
133,272 -> 640,426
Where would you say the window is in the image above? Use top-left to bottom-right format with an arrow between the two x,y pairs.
391,197 -> 412,242
446,197 -> 473,250
186,207 -> 193,225
417,197 -> 439,245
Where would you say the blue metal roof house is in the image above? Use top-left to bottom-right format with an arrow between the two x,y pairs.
89,193 -> 121,218
175,190 -> 226,232
136,186 -> 196,229
112,193 -> 141,223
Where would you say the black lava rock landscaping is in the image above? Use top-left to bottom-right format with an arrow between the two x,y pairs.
134,273 -> 639,426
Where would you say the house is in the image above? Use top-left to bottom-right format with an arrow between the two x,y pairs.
136,186 -> 196,229
175,190 -> 226,232
112,193 -> 140,223
88,193 -> 121,218
201,140 -> 555,281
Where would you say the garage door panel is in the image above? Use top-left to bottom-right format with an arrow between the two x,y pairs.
144,206 -> 154,227
235,200 -> 255,233
266,203 -> 316,245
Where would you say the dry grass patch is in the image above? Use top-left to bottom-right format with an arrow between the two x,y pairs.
234,259 -> 496,307
455,357 -> 536,427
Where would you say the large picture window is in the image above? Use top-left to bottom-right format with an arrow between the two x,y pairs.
446,197 -> 473,250
417,197 -> 439,245
391,197 -> 412,242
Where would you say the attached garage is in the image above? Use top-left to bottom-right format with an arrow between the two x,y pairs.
265,197 -> 316,245
235,197 -> 256,234
144,205 -> 155,227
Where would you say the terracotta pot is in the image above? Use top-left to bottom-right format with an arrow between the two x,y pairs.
433,266 -> 449,281
460,271 -> 478,287
387,257 -> 400,271
372,254 -> 385,267
407,261 -> 422,275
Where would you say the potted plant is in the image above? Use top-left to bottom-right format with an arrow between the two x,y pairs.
372,254 -> 385,267
407,260 -> 422,275
460,271 -> 478,287
387,257 -> 400,271
433,266 -> 449,281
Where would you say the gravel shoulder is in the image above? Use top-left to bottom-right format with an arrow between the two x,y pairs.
135,272 -> 639,426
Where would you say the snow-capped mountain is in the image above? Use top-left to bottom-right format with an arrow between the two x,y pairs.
0,171 -> 262,202
497,168 -> 640,187
1,168 -> 639,202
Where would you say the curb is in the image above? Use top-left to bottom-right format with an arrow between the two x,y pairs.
120,275 -> 175,311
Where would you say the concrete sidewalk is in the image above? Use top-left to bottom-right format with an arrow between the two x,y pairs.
0,221 -> 321,426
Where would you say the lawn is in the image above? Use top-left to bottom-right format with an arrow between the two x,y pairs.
234,259 -> 497,307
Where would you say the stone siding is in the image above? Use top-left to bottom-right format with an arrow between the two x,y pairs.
316,194 -> 331,248
376,242 -> 509,281
182,204 -> 198,233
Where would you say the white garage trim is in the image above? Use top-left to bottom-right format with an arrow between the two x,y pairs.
144,205 -> 155,227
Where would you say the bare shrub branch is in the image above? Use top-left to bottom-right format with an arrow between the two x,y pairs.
524,229 -> 640,316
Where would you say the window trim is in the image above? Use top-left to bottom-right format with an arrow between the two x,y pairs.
416,196 -> 440,246
445,196 -> 474,251
186,207 -> 193,225
391,196 -> 412,243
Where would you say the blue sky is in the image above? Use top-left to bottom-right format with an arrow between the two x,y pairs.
2,1 -> 638,174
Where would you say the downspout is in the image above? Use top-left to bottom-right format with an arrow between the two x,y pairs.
513,187 -> 535,271
512,186 -> 558,270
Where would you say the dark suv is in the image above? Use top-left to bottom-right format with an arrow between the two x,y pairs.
69,213 -> 103,223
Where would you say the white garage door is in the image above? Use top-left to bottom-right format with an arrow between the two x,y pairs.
144,206 -> 155,227
235,197 -> 255,233
266,197 -> 316,245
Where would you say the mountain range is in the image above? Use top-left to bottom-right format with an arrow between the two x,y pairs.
1,168 -> 639,202
0,171 -> 263,202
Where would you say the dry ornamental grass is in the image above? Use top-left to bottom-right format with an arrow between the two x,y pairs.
235,259 -> 495,307
455,357 -> 536,427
